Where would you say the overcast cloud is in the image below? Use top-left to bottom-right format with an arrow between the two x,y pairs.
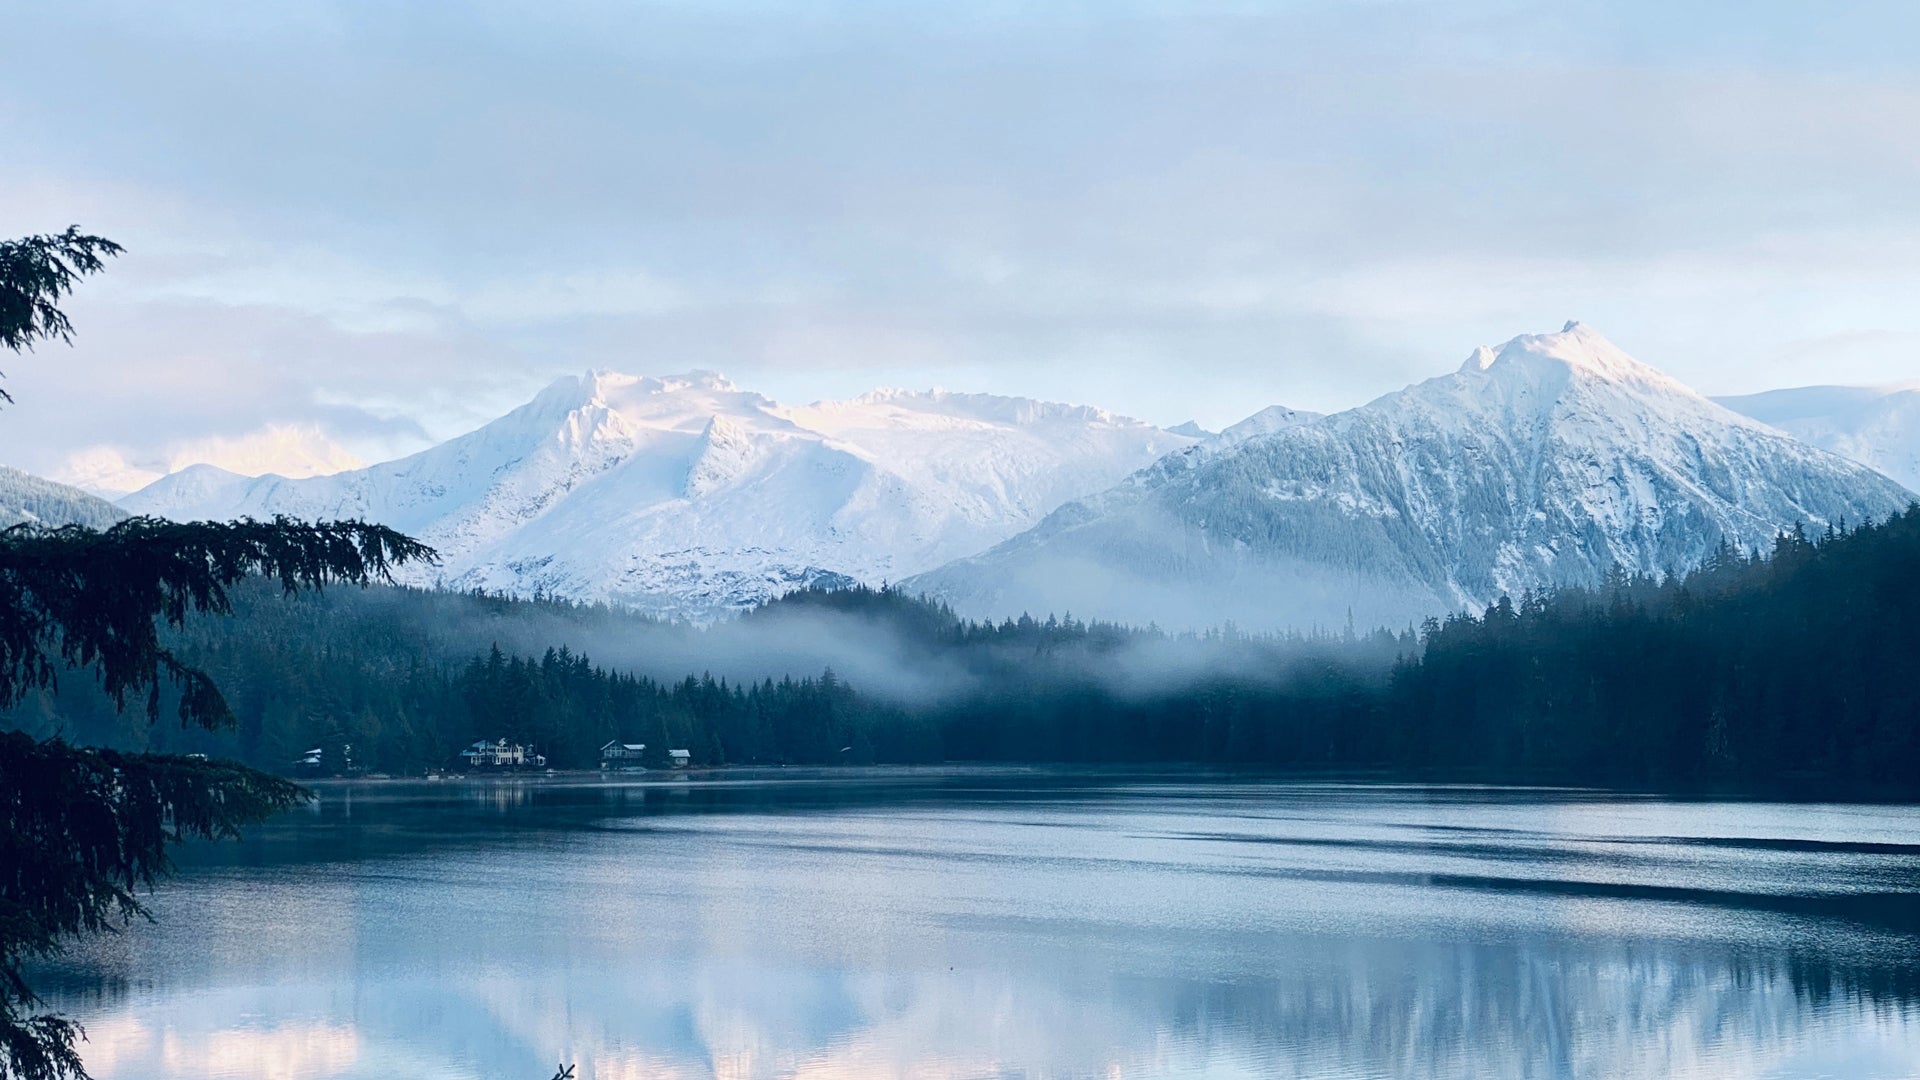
2,0 -> 1918,487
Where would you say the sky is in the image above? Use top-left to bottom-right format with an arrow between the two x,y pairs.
3,0 -> 1919,491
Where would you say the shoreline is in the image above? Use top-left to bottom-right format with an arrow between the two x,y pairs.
291,762 -> 1920,803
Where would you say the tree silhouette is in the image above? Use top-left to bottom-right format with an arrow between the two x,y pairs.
0,228 -> 123,400
0,229 -> 435,1079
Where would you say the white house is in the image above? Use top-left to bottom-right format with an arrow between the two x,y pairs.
668,749 -> 691,768
461,738 -> 546,769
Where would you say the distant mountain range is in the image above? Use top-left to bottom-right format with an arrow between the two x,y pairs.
82,323 -> 1920,629
904,324 -> 1915,630
1716,383 -> 1920,493
119,373 -> 1195,619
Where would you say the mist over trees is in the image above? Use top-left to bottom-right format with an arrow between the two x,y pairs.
15,504 -> 1920,794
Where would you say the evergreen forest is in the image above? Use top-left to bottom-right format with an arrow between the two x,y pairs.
10,506 -> 1920,795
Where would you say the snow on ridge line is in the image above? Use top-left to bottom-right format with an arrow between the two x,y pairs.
1716,382 -> 1920,492
111,321 -> 1917,626
116,367 -> 1203,621
1458,321 -> 1707,396
901,322 -> 1917,633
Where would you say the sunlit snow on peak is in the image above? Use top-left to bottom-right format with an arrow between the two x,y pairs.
119,371 -> 1198,619
1470,322 -> 1700,396
906,325 -> 1913,631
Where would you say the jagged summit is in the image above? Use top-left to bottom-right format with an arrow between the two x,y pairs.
1460,345 -> 1499,373
1453,322 -> 1700,398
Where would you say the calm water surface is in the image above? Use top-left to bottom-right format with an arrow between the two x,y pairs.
35,769 -> 1920,1079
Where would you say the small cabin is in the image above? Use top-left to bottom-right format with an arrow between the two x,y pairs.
600,740 -> 647,769
668,749 -> 691,768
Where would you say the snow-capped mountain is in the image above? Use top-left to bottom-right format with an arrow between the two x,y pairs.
1716,383 -> 1920,492
0,466 -> 128,529
903,324 -> 1916,632
121,372 -> 1197,618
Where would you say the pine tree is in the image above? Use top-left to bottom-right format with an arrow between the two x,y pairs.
0,229 -> 436,1079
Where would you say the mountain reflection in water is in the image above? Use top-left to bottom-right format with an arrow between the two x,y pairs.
35,770 -> 1920,1079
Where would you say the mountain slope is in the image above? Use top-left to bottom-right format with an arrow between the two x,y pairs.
1716,383 -> 1920,492
122,373 -> 1196,618
904,324 -> 1916,631
1217,404 -> 1325,445
0,466 -> 129,529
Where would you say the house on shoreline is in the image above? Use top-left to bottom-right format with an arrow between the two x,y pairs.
600,740 -> 647,770
461,738 -> 547,769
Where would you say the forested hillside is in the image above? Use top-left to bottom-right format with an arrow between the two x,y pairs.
0,465 -> 126,528
10,505 -> 1919,792
1393,508 -> 1920,788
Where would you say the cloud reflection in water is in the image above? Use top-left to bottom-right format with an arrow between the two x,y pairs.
35,773 -> 1920,1079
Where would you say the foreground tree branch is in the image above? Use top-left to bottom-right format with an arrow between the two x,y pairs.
0,517 -> 435,1078
0,736 -> 308,1080
0,229 -> 122,401
0,516 -> 436,728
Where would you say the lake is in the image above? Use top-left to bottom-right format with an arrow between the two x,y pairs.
33,769 -> 1920,1079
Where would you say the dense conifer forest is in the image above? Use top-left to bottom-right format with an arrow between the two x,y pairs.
9,505 -> 1919,793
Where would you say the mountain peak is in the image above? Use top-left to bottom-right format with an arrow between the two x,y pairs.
1459,322 -> 1693,394
908,326 -> 1913,632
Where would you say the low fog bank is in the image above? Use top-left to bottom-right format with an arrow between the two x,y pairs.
906,541 -> 1451,642
5,578 -> 1414,767
455,583 -> 1415,706
302,581 -> 1417,707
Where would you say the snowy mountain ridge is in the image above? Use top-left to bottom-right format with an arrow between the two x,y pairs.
113,324 -> 1916,630
903,323 -> 1916,631
120,372 -> 1199,619
1717,382 -> 1920,492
